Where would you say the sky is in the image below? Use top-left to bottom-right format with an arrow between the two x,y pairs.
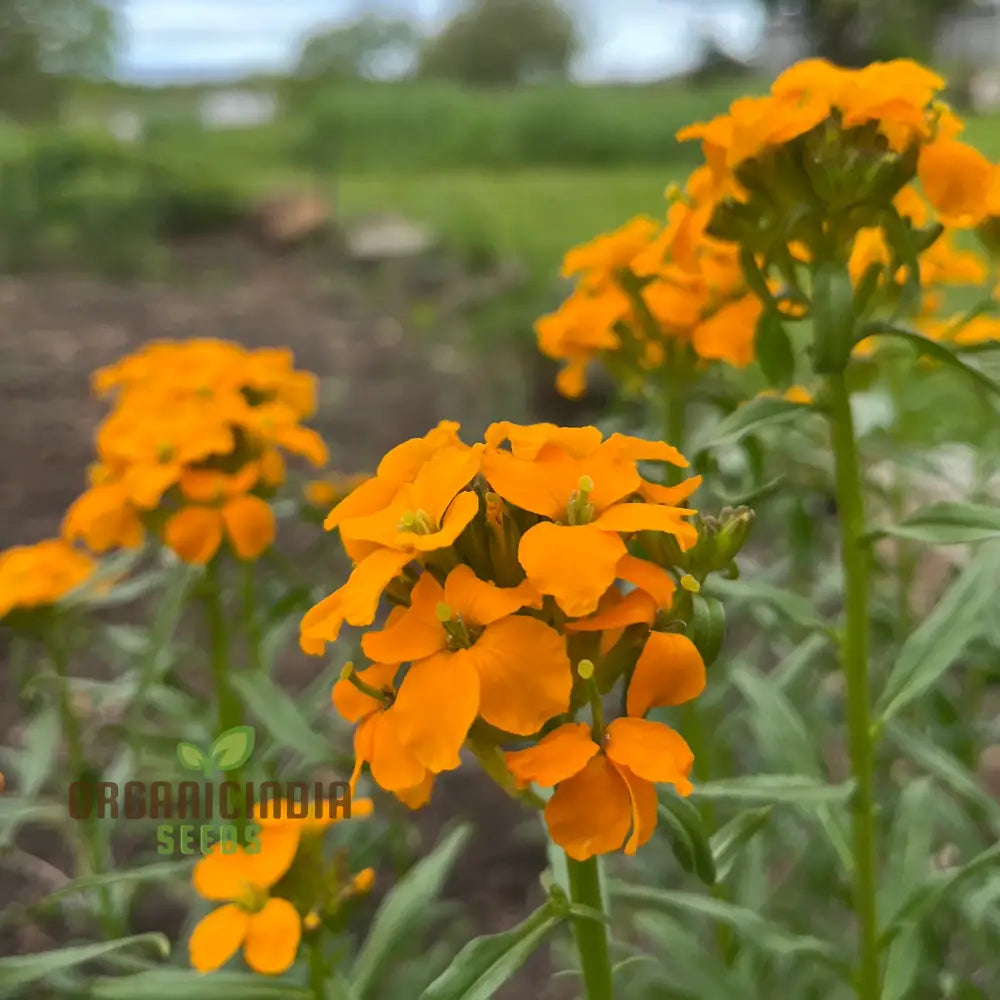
116,0 -> 767,84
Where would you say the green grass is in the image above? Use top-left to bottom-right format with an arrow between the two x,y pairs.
335,167 -> 679,278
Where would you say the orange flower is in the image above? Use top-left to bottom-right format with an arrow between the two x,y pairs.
164,468 -> 275,564
190,799 -> 371,974
482,425 -> 698,616
360,566 -> 570,773
332,661 -> 435,804
189,825 -> 303,975
505,717 -> 694,860
0,539 -> 96,618
918,139 -> 997,228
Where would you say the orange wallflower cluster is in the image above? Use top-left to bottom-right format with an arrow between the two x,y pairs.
536,170 -> 758,399
0,539 -> 95,620
304,420 -> 722,859
63,340 -> 328,565
190,798 -> 373,975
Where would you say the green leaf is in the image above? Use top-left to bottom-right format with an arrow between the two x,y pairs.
657,793 -> 716,886
230,673 -> 332,765
176,742 -> 207,772
879,777 -> 936,928
0,797 -> 67,849
755,310 -> 796,387
707,576 -> 828,633
888,841 -> 1000,933
610,884 -> 844,968
692,775 -> 854,807
89,969 -> 312,999
877,543 -> 1000,724
881,924 -> 921,1000
0,934 -> 169,996
861,321 -> 1000,397
710,807 -> 772,880
41,860 -> 194,905
877,501 -> 1000,544
693,395 -> 810,454
351,825 -> 471,999
418,902 -> 561,1000
887,724 -> 1000,822
209,726 -> 256,771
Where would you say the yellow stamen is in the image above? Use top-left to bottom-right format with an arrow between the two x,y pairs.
577,658 -> 595,680
680,574 -> 701,593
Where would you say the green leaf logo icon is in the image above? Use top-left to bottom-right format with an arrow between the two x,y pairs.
177,742 -> 207,772
210,726 -> 255,771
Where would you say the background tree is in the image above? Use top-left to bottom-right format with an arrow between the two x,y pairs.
0,0 -> 116,119
419,0 -> 577,86
295,15 -> 422,83
764,0 -> 972,66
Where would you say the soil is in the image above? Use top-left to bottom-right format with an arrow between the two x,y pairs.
0,233 -> 587,999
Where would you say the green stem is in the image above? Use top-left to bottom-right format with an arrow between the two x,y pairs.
309,938 -> 326,999
243,561 -> 263,674
48,636 -> 117,936
565,854 -> 614,1000
826,373 -> 881,1000
205,560 -> 241,736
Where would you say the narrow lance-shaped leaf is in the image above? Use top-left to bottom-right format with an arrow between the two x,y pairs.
351,825 -> 471,999
878,542 -> 1000,724
418,901 -> 562,1000
876,501 -> 1000,545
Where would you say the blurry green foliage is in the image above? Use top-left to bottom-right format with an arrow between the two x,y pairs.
0,0 -> 116,120
290,78 -> 750,172
0,127 -> 248,274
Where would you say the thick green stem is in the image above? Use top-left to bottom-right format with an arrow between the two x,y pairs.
565,854 -> 614,1000
309,939 -> 326,999
242,561 -> 263,673
48,637 -> 117,936
205,560 -> 241,736
826,374 -> 881,1000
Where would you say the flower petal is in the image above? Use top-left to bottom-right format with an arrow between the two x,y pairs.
411,490 -> 480,552
165,507 -> 224,565
564,588 -> 656,631
504,722 -> 598,788
544,756 -> 632,860
617,554 -> 677,610
361,573 -> 445,663
605,717 -> 694,794
299,548 -> 411,653
593,503 -> 698,550
222,495 -> 275,561
469,616 -> 572,734
444,565 -> 542,626
193,847 -> 255,902
245,825 -> 301,889
369,709 -> 431,792
244,897 -> 302,975
518,522 -> 626,618
627,632 -> 706,716
392,652 -> 480,773
332,663 -> 398,723
189,904 -> 250,973
615,763 -> 660,855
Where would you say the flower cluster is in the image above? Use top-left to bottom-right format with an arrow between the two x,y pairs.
536,173 -> 758,399
63,340 -> 328,565
189,798 -> 373,975
0,539 -> 95,620
305,421 -> 750,858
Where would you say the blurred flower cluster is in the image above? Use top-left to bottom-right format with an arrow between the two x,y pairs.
63,339 -> 327,564
540,59 -> 1000,402
0,538 -> 95,621
304,421 -> 751,858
